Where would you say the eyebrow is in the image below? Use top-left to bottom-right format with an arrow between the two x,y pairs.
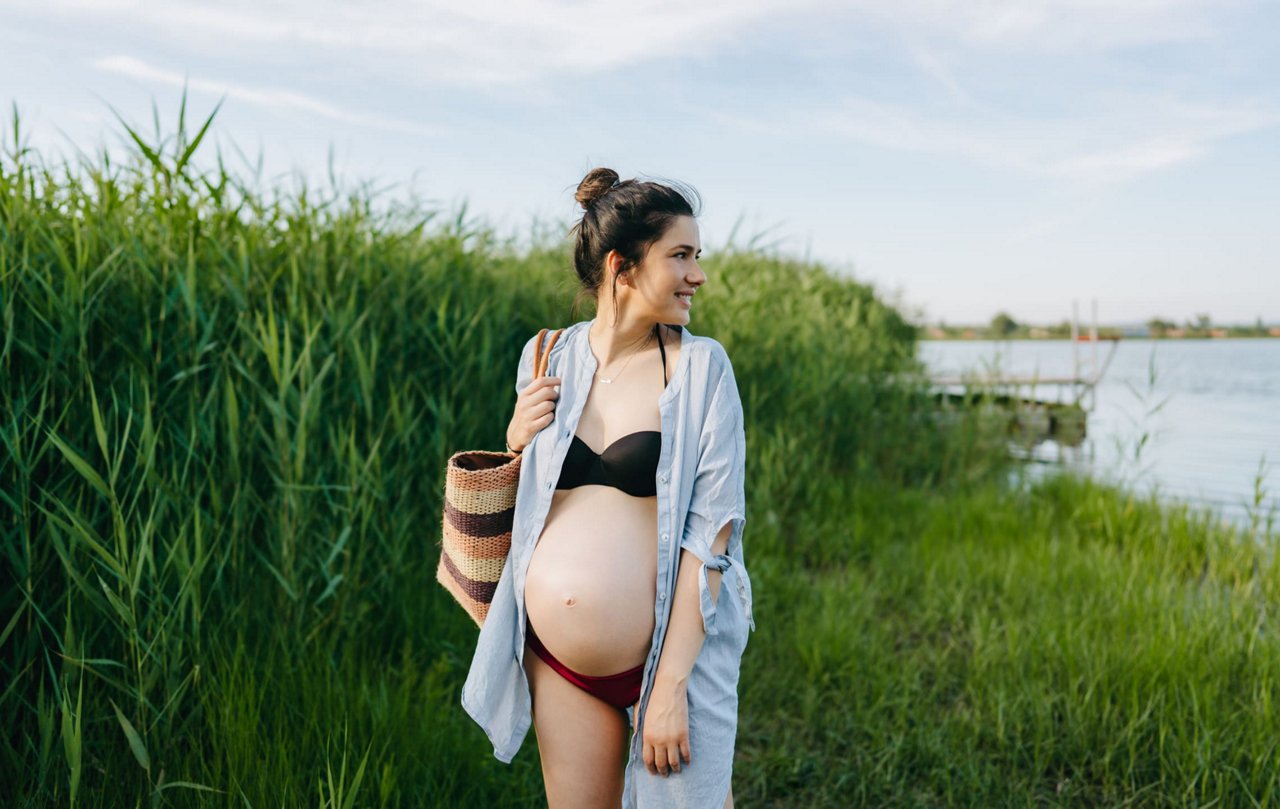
670,244 -> 702,253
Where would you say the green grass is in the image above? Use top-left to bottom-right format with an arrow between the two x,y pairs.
739,471 -> 1280,806
2,102 -> 1277,806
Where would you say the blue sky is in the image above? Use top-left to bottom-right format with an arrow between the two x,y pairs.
2,0 -> 1277,326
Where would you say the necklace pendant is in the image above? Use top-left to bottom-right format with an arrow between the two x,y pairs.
599,375 -> 613,384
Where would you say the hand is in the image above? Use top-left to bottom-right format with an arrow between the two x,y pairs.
506,376 -> 560,452
642,674 -> 691,777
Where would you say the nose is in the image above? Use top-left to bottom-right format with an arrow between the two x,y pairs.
689,260 -> 707,286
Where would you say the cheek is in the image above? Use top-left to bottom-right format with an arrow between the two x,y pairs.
667,264 -> 686,289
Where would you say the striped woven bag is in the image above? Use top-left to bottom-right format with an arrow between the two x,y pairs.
437,327 -> 563,626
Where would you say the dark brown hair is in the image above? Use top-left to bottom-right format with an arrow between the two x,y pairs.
569,167 -> 701,316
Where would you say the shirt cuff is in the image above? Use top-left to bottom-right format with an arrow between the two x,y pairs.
692,551 -> 755,636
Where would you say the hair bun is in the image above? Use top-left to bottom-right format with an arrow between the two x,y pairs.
575,167 -> 620,210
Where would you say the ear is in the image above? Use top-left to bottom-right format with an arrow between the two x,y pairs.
606,250 -> 627,284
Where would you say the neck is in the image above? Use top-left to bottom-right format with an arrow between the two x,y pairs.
589,309 -> 659,365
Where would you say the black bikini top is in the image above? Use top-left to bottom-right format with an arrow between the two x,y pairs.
556,431 -> 662,497
555,326 -> 671,498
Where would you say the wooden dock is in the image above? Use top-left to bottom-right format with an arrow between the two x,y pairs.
928,300 -> 1118,449
930,374 -> 1100,387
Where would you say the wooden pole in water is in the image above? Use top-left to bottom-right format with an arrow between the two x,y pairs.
1072,300 -> 1080,405
1090,298 -> 1099,410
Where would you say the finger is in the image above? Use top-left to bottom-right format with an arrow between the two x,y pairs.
521,391 -> 558,414
643,745 -> 657,776
529,384 -> 560,402
680,738 -> 691,766
656,751 -> 669,777
517,377 -> 558,400
668,747 -> 682,774
521,400 -> 554,421
534,412 -> 554,427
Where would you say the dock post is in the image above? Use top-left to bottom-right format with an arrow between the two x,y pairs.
1072,300 -> 1080,405
1090,298 -> 1099,410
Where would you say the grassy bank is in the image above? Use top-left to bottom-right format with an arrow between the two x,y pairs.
740,471 -> 1279,806
3,110 -> 1278,806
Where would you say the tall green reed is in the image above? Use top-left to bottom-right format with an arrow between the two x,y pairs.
0,100 -> 1003,804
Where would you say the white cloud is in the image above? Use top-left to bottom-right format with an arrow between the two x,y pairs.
26,0 -> 1243,89
1047,141 -> 1202,183
861,0 -> 1236,53
92,55 -> 441,135
754,91 -> 1279,184
31,0 -> 813,88
16,0 -> 1278,186
906,45 -> 974,106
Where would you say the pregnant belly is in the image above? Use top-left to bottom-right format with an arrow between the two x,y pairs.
525,486 -> 659,676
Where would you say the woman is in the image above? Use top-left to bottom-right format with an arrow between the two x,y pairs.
461,168 -> 754,808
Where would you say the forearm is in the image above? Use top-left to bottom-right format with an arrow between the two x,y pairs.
653,522 -> 732,686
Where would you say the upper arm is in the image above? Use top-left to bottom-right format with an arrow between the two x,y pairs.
681,350 -> 747,561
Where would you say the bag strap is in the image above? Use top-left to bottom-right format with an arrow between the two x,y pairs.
532,327 -> 564,379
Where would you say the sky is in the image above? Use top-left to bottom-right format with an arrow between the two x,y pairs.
2,0 -> 1278,326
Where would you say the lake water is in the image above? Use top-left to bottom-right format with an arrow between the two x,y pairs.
918,339 -> 1280,532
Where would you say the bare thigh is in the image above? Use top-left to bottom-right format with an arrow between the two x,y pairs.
524,643 -> 632,809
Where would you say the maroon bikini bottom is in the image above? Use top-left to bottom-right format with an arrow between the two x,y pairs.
525,618 -> 645,710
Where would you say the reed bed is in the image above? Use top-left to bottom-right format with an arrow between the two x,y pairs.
2,107 -> 1278,806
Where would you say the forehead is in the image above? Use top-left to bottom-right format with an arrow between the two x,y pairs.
656,216 -> 700,248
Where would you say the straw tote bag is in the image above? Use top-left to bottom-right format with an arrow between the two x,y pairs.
437,327 -> 563,626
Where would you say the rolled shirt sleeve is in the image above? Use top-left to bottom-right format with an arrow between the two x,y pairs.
679,353 -> 754,636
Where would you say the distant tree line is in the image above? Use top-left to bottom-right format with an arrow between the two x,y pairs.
922,312 -> 1277,340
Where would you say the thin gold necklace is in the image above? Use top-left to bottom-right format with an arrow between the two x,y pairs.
595,326 -> 658,384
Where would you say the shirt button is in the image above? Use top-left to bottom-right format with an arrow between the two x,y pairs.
662,533 -> 668,542
546,481 -> 553,490
658,590 -> 666,600
659,474 -> 667,483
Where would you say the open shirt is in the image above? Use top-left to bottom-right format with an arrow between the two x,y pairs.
460,318 -> 755,808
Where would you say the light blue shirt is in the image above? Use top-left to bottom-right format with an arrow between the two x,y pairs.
461,318 -> 755,808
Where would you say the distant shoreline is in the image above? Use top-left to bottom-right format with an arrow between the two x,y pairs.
916,332 -> 1274,340
919,331 -> 1280,341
